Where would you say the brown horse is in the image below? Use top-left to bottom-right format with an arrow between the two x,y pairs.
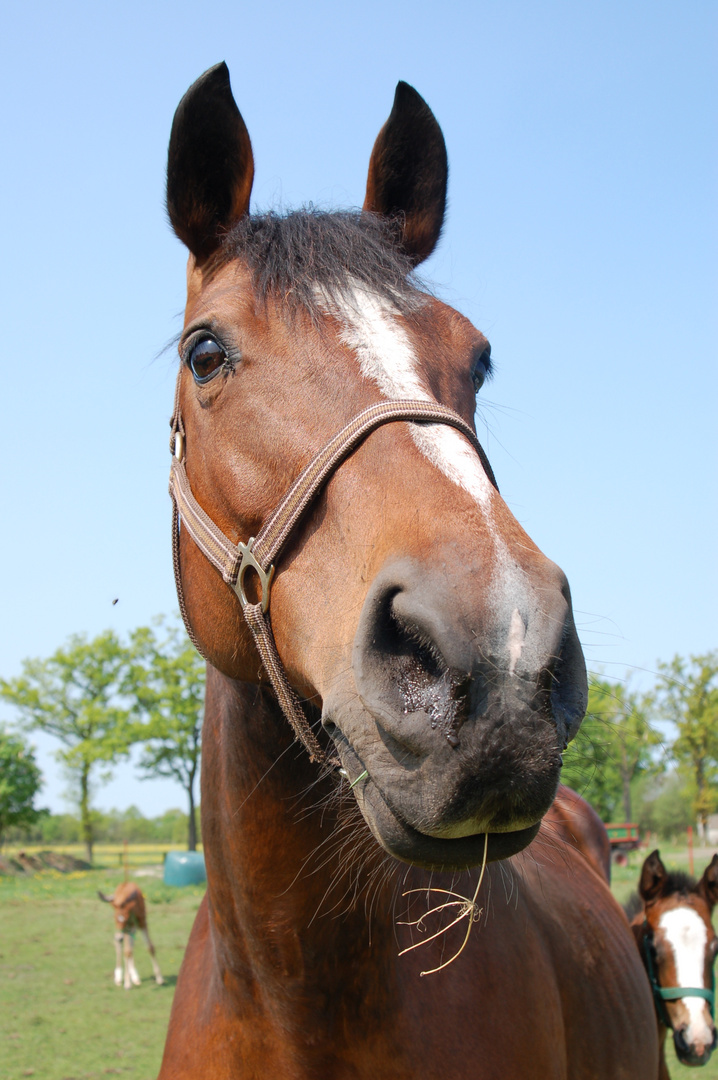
542,783 -> 612,883
157,64 -> 657,1078
98,882 -> 164,989
629,850 -> 718,1073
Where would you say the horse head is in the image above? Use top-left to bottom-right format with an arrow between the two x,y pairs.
638,849 -> 718,1066
166,63 -> 587,871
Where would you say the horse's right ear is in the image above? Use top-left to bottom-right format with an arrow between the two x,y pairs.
167,63 -> 254,264
698,854 -> 718,909
639,849 -> 667,904
363,81 -> 448,266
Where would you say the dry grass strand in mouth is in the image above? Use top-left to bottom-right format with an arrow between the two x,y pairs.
398,832 -> 489,977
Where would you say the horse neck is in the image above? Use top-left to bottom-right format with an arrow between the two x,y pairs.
201,667 -> 398,1000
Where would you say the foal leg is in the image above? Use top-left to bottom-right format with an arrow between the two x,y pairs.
123,933 -> 141,988
113,932 -> 123,986
142,928 -> 164,985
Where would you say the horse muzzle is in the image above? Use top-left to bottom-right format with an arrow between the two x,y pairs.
673,1023 -> 717,1067
322,556 -> 587,869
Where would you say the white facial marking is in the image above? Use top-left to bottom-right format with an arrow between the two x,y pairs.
507,608 -> 526,675
323,282 -> 540,645
331,284 -> 495,509
660,907 -> 713,1045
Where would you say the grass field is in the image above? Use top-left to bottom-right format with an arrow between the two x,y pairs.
1,846 -> 716,1079
1,866 -> 204,1080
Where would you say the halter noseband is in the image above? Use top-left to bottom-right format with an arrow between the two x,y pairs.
169,372 -> 498,766
641,922 -> 716,1029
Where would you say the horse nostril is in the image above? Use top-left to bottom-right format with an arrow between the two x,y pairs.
673,1027 -> 690,1055
545,617 -> 587,745
396,657 -> 472,749
378,590 -> 473,748
352,570 -> 481,750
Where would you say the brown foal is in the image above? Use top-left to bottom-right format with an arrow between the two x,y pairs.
98,882 -> 163,990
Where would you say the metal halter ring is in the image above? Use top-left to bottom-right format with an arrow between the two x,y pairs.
233,539 -> 275,613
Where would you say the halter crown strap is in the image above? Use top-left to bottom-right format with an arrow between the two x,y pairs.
169,387 -> 497,765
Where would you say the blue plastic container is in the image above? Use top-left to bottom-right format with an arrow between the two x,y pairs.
163,850 -> 207,886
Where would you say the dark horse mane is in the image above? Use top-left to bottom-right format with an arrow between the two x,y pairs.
220,208 -> 421,318
656,868 -> 697,897
624,868 -> 698,921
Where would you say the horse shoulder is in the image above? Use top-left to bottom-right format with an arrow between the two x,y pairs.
514,846 -> 658,1080
543,785 -> 612,883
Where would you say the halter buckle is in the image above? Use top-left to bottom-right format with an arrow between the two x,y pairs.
233,539 -> 275,614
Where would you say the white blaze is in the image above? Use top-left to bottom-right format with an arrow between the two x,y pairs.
333,284 -> 495,509
659,907 -> 713,1046
507,608 -> 526,674
325,283 -> 536,656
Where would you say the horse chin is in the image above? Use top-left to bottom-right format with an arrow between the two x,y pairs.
357,778 -> 541,869
675,1045 -> 715,1068
674,1030 -> 717,1068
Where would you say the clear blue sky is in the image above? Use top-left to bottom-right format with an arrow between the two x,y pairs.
1,1 -> 715,816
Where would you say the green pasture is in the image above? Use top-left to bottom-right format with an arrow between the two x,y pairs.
1,846 -> 716,1079
1,865 -> 203,1080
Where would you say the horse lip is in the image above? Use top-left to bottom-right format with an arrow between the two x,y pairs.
327,730 -> 541,868
364,779 -> 541,870
326,706 -> 550,856
676,1048 -> 713,1067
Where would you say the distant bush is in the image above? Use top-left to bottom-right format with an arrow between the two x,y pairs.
5,805 -> 198,847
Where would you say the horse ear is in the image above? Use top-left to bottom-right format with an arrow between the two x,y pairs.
167,62 -> 254,264
639,849 -> 667,904
363,81 -> 448,266
698,854 -> 718,909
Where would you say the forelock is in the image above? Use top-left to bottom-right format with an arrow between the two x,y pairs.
219,208 -> 423,320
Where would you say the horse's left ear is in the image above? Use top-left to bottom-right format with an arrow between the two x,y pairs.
698,854 -> 718,909
167,62 -> 254,264
639,849 -> 667,904
363,82 -> 448,266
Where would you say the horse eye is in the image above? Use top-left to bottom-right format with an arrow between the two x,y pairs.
471,346 -> 491,393
188,338 -> 227,383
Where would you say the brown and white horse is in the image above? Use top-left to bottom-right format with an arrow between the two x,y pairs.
157,64 -> 657,1078
630,850 -> 718,1072
98,882 -> 163,989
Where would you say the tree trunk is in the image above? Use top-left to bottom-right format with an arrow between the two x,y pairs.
622,771 -> 632,822
620,742 -> 632,821
187,783 -> 197,852
80,762 -> 93,864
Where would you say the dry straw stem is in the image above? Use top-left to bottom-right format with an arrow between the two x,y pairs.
398,832 -> 489,976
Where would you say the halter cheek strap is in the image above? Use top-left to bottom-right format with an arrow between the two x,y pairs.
168,369 -> 498,766
641,924 -> 716,1029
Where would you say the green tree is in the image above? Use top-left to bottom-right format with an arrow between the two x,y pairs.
656,652 -> 718,837
561,675 -> 662,821
0,632 -> 134,862
128,621 -> 205,851
0,726 -> 45,845
633,771 -> 694,840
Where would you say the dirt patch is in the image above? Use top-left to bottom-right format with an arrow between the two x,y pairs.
0,851 -> 91,876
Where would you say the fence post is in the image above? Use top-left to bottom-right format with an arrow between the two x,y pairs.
687,825 -> 694,876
